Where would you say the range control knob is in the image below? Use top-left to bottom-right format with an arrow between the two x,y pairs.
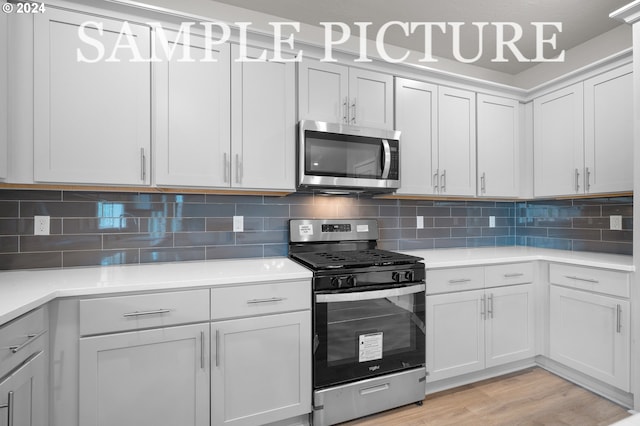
346,275 -> 357,287
330,276 -> 343,288
392,271 -> 401,283
405,270 -> 415,282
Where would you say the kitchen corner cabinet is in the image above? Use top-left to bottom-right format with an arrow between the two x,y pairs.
549,264 -> 630,391
426,264 -> 535,382
33,8 -> 151,185
394,78 -> 438,196
533,63 -> 632,197
210,281 -> 312,426
78,290 -> 211,426
435,87 -> 477,196
298,60 -> 394,129
477,94 -> 520,197
155,42 -> 295,191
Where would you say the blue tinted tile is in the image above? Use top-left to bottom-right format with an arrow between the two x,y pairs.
0,252 -> 62,270
174,232 -> 234,247
435,238 -> 467,249
103,234 -> 173,249
180,203 -> 235,217
0,190 -> 61,201
206,245 -> 263,259
264,244 -> 287,257
236,204 -> 289,218
0,202 -> 19,217
140,247 -> 205,263
63,249 -> 140,267
236,231 -> 287,245
0,236 -> 18,253
399,239 -> 434,250
21,235 -> 101,252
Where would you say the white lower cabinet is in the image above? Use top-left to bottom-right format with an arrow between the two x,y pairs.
0,350 -> 47,426
550,286 -> 630,391
427,284 -> 535,382
211,311 -> 311,426
79,323 -> 210,426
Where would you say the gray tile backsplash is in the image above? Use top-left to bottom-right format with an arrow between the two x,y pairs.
0,189 -> 632,270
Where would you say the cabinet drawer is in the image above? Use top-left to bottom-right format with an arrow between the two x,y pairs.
485,263 -> 534,288
0,307 -> 47,378
549,263 -> 629,298
79,289 -> 210,336
211,281 -> 310,320
426,267 -> 485,294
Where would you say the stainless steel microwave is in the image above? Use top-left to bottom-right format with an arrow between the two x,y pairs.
298,120 -> 401,194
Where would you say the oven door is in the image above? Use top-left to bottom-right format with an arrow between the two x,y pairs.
313,283 -> 425,389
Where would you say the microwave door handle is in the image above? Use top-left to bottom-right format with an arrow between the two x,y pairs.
381,139 -> 391,179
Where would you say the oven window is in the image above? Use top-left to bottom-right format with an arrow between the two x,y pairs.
314,289 -> 425,388
305,132 -> 382,179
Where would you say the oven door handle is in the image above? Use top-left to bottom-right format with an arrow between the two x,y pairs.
316,283 -> 425,303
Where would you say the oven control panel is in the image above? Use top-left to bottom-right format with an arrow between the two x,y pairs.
322,224 -> 351,233
315,265 -> 425,291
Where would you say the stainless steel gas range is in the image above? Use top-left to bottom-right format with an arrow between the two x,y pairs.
288,219 -> 426,426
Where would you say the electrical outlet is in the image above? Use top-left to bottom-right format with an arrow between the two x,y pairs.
610,215 -> 622,231
34,215 -> 50,235
416,216 -> 424,229
233,215 -> 244,232
489,216 -> 496,228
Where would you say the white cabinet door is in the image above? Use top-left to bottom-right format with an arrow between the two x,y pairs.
550,286 -> 630,391
33,9 -> 151,185
298,60 -> 349,124
584,64 -> 633,194
477,94 -> 520,197
212,311 -> 312,426
0,11 -> 7,180
426,289 -> 485,382
231,45 -> 296,191
79,323 -> 210,426
485,284 -> 535,368
0,350 -> 47,426
533,83 -> 584,197
299,61 -> 393,129
154,31 -> 231,187
394,78 -> 437,195
437,87 -> 476,196
349,68 -> 394,129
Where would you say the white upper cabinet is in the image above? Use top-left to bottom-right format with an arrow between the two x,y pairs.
299,60 -> 393,129
477,94 -> 521,197
0,11 -> 7,180
583,64 -> 633,194
33,8 -> 151,185
231,45 -> 296,191
436,87 -> 477,196
534,64 -> 633,197
154,30 -> 231,187
394,78 -> 438,195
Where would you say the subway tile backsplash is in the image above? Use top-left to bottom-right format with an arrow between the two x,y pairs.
0,189 -> 632,270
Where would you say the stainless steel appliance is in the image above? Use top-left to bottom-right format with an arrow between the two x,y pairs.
288,219 -> 426,426
297,120 -> 401,194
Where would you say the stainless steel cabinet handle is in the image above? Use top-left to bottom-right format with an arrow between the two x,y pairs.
122,309 -> 171,318
351,98 -> 357,124
343,97 -> 348,123
441,170 -> 447,192
488,293 -> 494,319
480,172 -> 486,194
235,154 -> 242,184
215,329 -> 220,367
433,169 -> 439,193
575,168 -> 580,192
8,330 -> 47,354
223,153 -> 229,183
480,294 -> 486,319
616,304 -> 622,333
246,297 -> 286,304
503,273 -> 524,278
140,148 -> 146,181
200,331 -> 205,370
586,167 -> 591,192
563,275 -> 599,284
0,391 -> 13,426
448,278 -> 471,284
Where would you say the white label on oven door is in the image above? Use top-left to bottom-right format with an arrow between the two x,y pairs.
359,332 -> 383,362
356,224 -> 369,233
299,224 -> 313,236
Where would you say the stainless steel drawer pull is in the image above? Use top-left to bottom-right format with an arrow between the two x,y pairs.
503,273 -> 524,278
246,297 -> 286,304
122,309 -> 171,318
480,294 -> 486,319
359,383 -> 389,396
200,331 -> 205,370
1,391 -> 14,426
215,330 -> 220,367
564,275 -> 599,284
448,278 -> 471,284
488,294 -> 494,319
8,330 -> 47,354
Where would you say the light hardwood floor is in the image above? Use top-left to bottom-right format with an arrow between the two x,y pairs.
340,367 -> 631,426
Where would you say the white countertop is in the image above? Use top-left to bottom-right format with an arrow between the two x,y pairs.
0,257 -> 313,325
0,247 -> 634,326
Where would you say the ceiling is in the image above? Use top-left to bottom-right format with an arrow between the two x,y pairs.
210,0 -> 630,75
